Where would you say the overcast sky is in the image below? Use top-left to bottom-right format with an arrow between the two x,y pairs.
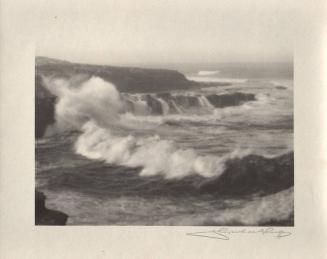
28,0 -> 299,64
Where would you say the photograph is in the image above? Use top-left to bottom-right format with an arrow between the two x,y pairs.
34,1 -> 294,226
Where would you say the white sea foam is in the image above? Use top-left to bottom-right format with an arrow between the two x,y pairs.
197,96 -> 215,110
187,76 -> 248,83
44,76 -> 124,131
75,121 -> 251,179
197,70 -> 220,76
47,76 -> 252,179
157,98 -> 170,115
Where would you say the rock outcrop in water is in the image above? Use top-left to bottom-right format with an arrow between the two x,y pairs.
35,190 -> 68,225
206,92 -> 255,108
200,152 -> 294,196
138,92 -> 256,115
143,95 -> 164,115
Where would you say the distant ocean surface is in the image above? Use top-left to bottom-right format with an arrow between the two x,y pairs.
36,63 -> 293,225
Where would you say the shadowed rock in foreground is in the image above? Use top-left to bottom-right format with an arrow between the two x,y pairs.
260,212 -> 294,226
35,191 -> 68,225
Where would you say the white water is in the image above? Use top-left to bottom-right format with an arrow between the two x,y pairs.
37,70 -> 293,226
44,76 -> 254,179
197,70 -> 220,76
187,76 -> 248,83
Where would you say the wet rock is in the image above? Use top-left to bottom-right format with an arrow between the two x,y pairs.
206,92 -> 255,108
143,95 -> 163,114
200,152 -> 294,196
35,190 -> 68,225
35,75 -> 56,138
275,85 -> 287,90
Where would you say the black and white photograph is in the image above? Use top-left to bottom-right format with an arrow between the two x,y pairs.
2,0 -> 327,258
34,1 -> 294,226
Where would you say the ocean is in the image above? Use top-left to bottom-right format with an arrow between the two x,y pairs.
36,63 -> 294,225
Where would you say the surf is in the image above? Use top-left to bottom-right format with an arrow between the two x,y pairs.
43,76 -> 274,179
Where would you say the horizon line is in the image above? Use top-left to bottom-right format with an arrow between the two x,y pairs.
35,56 -> 293,66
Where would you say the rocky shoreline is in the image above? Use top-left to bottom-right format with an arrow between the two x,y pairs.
35,190 -> 68,225
200,152 -> 294,196
35,57 -> 249,138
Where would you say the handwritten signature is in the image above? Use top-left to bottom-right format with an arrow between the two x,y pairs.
187,227 -> 292,240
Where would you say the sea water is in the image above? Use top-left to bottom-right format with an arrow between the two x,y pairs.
36,63 -> 293,225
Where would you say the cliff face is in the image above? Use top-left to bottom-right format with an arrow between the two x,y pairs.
35,57 -> 195,138
35,75 -> 56,138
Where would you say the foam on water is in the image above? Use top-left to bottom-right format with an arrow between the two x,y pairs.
44,76 -> 253,179
76,121 -> 253,178
157,187 -> 294,225
37,73 -> 294,226
197,70 -> 220,76
157,98 -> 170,115
187,76 -> 248,83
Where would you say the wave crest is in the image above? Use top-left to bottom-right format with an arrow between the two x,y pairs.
44,76 -> 256,179
76,121 -> 251,179
197,70 -> 220,76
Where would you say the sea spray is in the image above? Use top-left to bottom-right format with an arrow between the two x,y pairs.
75,121 -> 251,178
44,76 -> 124,131
45,76 -> 252,179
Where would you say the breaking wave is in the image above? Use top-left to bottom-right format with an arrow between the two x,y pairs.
76,121 -> 253,179
197,70 -> 220,76
187,76 -> 248,83
43,76 -> 265,179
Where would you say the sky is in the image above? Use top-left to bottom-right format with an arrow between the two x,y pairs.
22,0 -> 299,64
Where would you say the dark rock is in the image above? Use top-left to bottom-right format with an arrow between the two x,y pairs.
155,93 -> 199,112
260,212 -> 294,226
275,85 -> 287,90
35,75 -> 56,138
156,92 -> 172,99
206,92 -> 255,108
35,56 -> 191,93
35,190 -> 68,225
143,95 -> 163,114
200,152 -> 294,196
35,97 -> 56,138
174,95 -> 199,108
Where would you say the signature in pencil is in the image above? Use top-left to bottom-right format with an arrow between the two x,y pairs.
186,227 -> 292,240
